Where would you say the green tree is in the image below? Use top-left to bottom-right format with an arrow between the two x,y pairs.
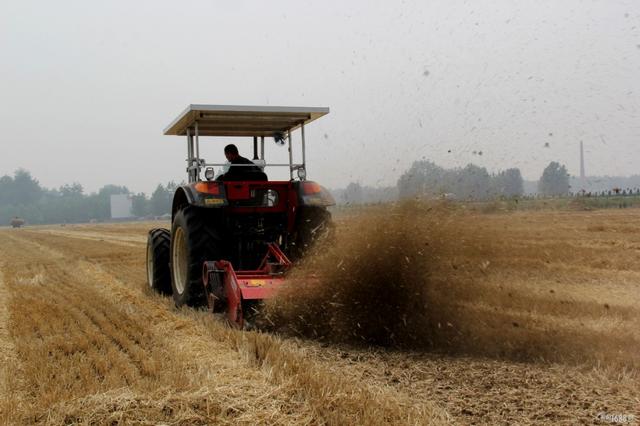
343,182 -> 363,204
492,168 -> 524,198
455,164 -> 491,200
166,181 -> 179,193
150,184 -> 171,216
54,183 -> 89,223
397,160 -> 446,198
131,193 -> 150,217
0,169 -> 42,206
59,183 -> 84,197
538,161 -> 570,196
13,169 -> 42,205
94,184 -> 129,219
0,175 -> 14,205
98,184 -> 129,198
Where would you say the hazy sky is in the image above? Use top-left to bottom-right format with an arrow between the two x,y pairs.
1,0 -> 639,193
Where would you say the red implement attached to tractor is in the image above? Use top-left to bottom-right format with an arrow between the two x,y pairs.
203,242 -> 291,328
146,105 -> 334,328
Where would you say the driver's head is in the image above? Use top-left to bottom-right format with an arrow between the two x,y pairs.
224,144 -> 239,161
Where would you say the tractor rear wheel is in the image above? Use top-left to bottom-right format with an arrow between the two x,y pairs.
170,207 -> 223,307
146,228 -> 172,295
290,207 -> 335,260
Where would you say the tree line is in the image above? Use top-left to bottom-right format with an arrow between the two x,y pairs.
2,160 -> 627,223
0,169 -> 178,225
396,160 -> 575,201
396,160 -> 526,200
335,160 -> 572,204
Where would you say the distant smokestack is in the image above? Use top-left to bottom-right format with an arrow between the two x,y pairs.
580,141 -> 585,179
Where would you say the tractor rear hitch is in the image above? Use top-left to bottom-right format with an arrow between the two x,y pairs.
202,243 -> 292,329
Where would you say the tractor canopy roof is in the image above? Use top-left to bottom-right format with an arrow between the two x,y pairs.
164,104 -> 329,137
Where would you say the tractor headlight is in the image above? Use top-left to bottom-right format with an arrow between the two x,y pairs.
204,167 -> 215,181
297,167 -> 307,181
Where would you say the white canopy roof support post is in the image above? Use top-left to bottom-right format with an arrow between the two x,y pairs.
301,122 -> 306,172
195,120 -> 203,181
287,130 -> 293,180
186,127 -> 192,160
186,127 -> 194,183
195,121 -> 201,181
260,136 -> 265,160
195,122 -> 199,161
186,128 -> 199,183
253,136 -> 258,160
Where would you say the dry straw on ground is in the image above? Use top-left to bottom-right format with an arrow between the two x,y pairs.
0,204 -> 638,424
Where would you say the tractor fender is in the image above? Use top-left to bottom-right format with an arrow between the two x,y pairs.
172,183 -> 228,220
293,181 -> 336,207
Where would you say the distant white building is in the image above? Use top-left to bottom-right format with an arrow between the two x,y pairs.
110,194 -> 133,219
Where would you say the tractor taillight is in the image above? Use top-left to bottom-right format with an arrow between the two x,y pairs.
301,182 -> 322,194
299,182 -> 336,207
194,182 -> 221,195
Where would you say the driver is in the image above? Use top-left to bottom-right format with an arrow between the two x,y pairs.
216,144 -> 264,181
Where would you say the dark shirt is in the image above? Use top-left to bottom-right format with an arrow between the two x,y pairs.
217,156 -> 265,181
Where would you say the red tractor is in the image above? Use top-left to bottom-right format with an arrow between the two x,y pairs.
10,217 -> 25,228
146,105 -> 335,328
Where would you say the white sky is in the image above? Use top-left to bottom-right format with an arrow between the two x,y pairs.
1,0 -> 639,194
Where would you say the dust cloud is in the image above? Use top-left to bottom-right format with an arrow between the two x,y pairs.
262,201 -> 484,348
262,202 -> 640,369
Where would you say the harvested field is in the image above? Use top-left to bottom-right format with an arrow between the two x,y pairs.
0,206 -> 638,425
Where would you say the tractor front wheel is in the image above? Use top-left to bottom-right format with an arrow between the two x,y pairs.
170,207 -> 223,307
146,228 -> 172,295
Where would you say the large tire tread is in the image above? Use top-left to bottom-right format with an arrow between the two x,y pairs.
170,207 -> 223,307
290,207 -> 335,261
147,228 -> 172,295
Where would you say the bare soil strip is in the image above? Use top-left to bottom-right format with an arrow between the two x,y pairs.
28,228 -> 145,247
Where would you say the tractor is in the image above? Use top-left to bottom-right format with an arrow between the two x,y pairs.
146,105 -> 335,328
10,217 -> 25,228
